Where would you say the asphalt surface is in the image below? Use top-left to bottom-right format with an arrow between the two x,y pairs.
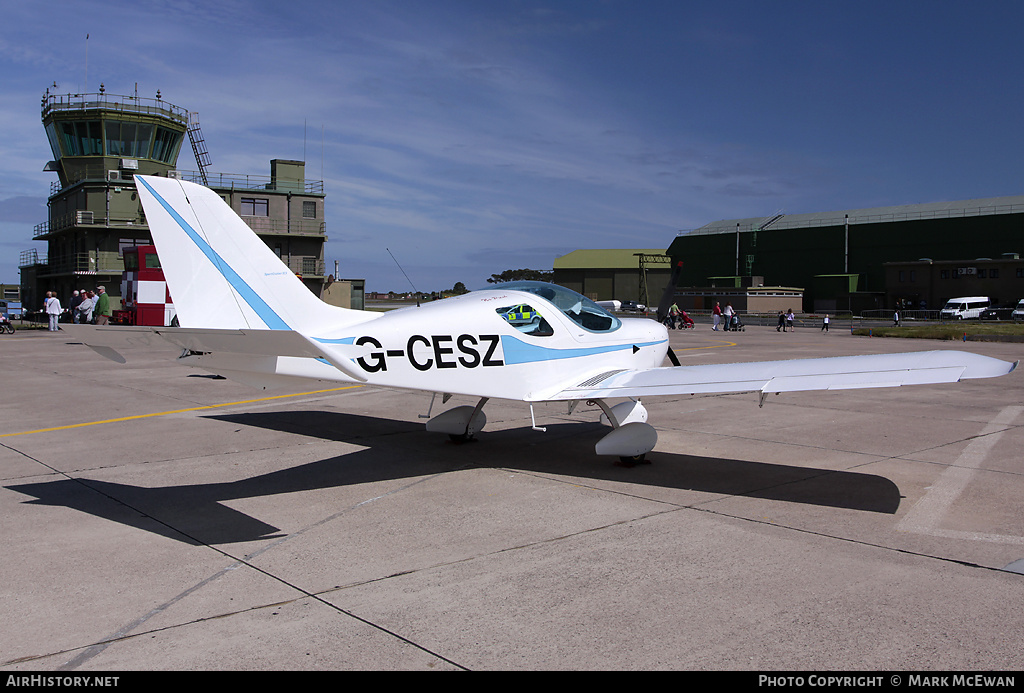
2,323 -> 1023,671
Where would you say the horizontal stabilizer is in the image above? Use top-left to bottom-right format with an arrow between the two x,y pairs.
66,324 -> 320,357
64,324 -> 372,383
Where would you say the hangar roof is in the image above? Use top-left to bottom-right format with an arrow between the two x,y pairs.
554,249 -> 668,269
681,194 -> 1024,236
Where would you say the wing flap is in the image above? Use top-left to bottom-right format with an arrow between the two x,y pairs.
544,350 -> 1014,401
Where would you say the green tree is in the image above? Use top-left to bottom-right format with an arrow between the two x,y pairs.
487,269 -> 553,284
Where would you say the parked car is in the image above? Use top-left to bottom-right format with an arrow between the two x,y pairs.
619,301 -> 645,312
1013,299 -> 1024,322
980,304 -> 1015,321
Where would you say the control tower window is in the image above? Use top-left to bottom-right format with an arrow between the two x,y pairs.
59,120 -> 102,156
105,121 -> 154,158
45,122 -> 62,160
59,122 -> 80,156
152,127 -> 182,163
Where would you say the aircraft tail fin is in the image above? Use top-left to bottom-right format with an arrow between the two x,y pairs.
135,174 -> 372,333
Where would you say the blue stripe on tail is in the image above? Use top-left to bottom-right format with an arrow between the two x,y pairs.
137,176 -> 290,331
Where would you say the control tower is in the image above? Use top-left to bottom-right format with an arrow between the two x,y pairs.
41,86 -> 189,187
21,87 -> 189,310
22,86 -> 332,315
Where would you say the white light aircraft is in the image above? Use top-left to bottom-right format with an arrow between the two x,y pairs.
74,175 -> 1017,464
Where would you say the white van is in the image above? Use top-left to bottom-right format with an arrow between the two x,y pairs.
939,296 -> 989,321
1012,299 -> 1024,322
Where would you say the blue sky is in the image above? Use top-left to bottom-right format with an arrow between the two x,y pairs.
3,1 -> 1024,293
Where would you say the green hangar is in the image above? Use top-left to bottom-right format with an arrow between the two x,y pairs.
666,195 -> 1024,313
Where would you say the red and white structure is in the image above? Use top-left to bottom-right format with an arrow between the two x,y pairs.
118,245 -> 176,326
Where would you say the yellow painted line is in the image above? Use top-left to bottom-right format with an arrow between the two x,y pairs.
672,339 -> 738,351
2,339 -> 735,439
0,385 -> 363,438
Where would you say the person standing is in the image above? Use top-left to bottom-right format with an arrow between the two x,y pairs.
94,285 -> 111,325
821,313 -> 830,332
44,291 -> 62,331
668,302 -> 681,329
723,303 -> 734,331
69,290 -> 83,324
78,291 -> 95,324
712,301 -> 722,331
786,309 -> 795,332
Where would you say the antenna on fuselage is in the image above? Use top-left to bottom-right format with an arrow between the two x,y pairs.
387,248 -> 420,307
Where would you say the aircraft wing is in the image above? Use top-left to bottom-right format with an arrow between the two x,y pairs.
541,350 -> 1017,403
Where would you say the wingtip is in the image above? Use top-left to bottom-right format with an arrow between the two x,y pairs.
953,351 -> 1019,379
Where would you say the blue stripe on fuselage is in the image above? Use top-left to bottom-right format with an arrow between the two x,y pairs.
500,335 -> 665,365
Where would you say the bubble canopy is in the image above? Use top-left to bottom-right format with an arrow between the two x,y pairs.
493,281 -> 622,333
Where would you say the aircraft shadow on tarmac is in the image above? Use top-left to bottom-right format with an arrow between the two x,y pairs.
6,410 -> 901,546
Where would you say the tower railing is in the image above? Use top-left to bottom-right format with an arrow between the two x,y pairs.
47,167 -> 325,195
42,92 -> 188,125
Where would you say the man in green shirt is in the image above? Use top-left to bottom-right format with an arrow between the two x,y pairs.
94,286 -> 111,325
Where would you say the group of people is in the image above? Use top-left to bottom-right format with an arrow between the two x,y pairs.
42,287 -> 111,331
711,301 -> 739,331
778,309 -> 833,332
664,303 -> 836,333
776,309 -> 796,332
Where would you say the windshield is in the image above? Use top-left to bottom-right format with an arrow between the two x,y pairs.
498,281 -> 622,333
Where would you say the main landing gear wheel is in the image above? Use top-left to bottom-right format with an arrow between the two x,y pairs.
447,431 -> 477,444
615,453 -> 650,467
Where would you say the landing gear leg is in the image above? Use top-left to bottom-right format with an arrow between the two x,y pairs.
426,397 -> 489,443
590,399 -> 657,464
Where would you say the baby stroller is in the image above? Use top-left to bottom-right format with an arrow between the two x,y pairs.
725,313 -> 745,331
678,310 -> 694,328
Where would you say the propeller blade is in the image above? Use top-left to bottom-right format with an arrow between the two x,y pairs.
667,347 -> 680,367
